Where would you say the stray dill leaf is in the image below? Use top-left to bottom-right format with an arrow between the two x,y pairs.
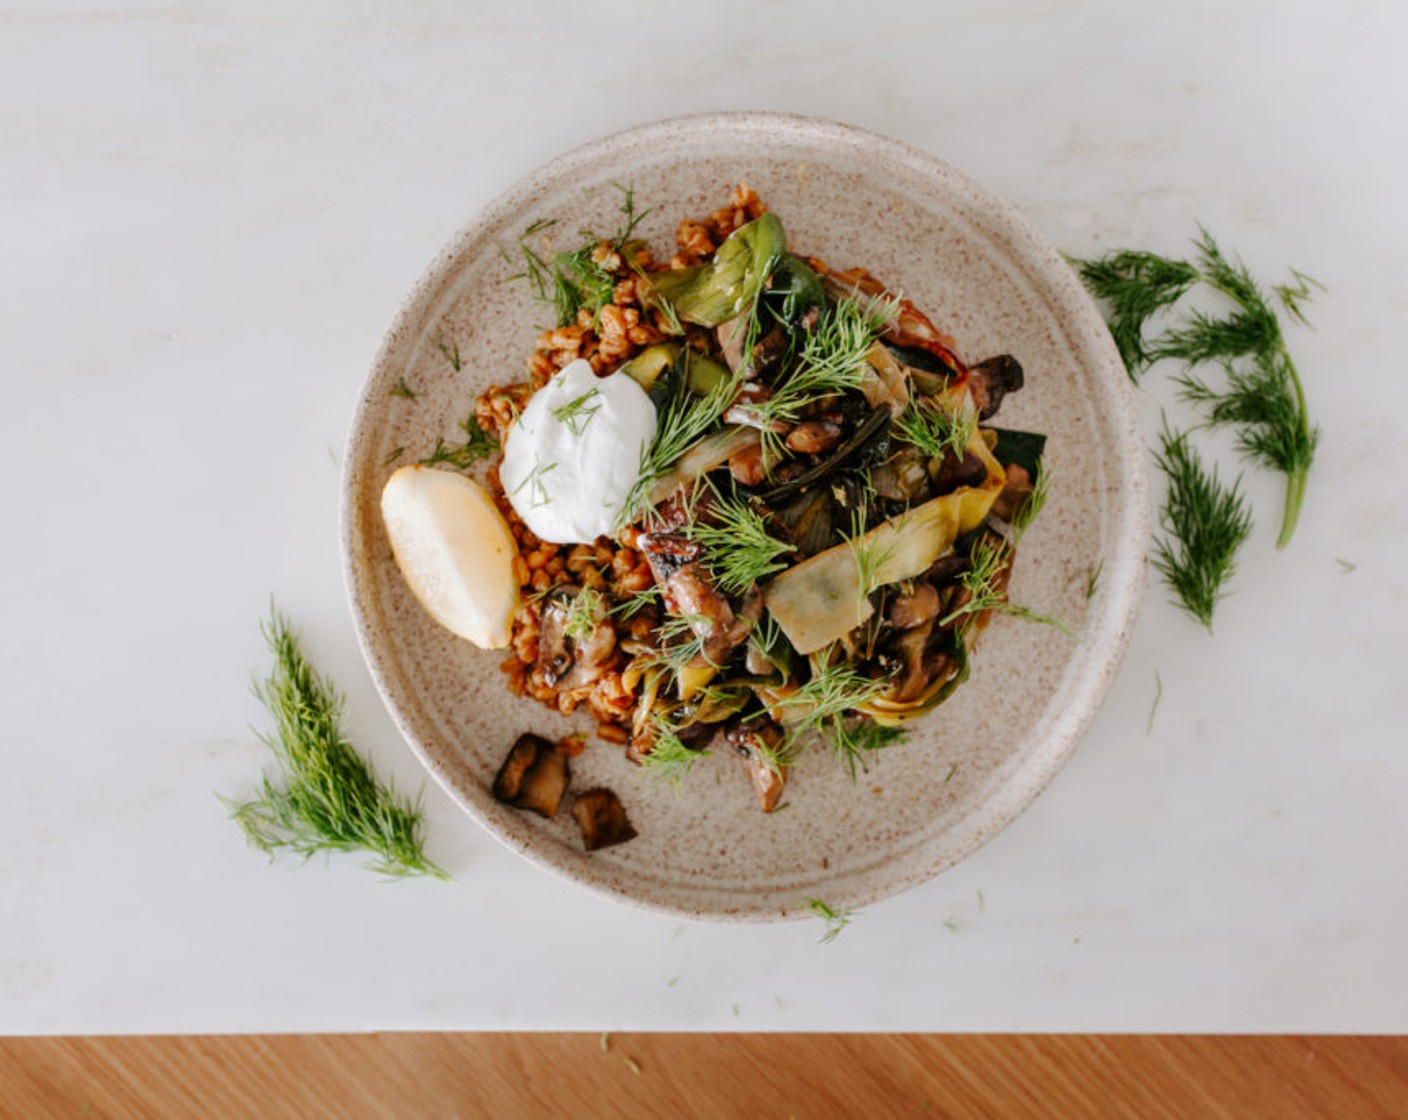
610,583 -> 661,621
507,184 -> 648,329
419,415 -> 498,471
434,340 -> 463,372
842,507 -> 897,614
222,606 -> 447,879
943,762 -> 957,784
1150,423 -> 1252,632
383,446 -> 405,466
550,386 -> 603,436
1011,458 -> 1050,541
1147,670 -> 1163,736
638,717 -> 710,795
775,658 -> 895,774
390,376 -> 418,400
1272,268 -> 1325,327
1335,557 -> 1356,574
1068,249 -> 1198,376
512,456 -> 557,508
806,897 -> 858,944
1085,560 -> 1104,600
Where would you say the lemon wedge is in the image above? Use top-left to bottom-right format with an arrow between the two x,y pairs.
380,465 -> 520,649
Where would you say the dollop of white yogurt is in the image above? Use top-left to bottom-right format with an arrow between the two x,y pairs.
500,358 -> 657,544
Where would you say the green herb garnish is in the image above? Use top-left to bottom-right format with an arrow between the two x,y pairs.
1074,230 -> 1319,548
748,294 -> 899,455
686,481 -> 794,595
618,357 -> 740,525
509,184 -> 649,328
1150,424 -> 1253,632
638,716 -> 710,795
1010,458 -> 1049,541
1069,250 -> 1199,375
806,897 -> 858,943
512,455 -> 557,509
893,394 -> 977,462
390,376 -> 418,400
939,537 -> 1075,638
551,386 -> 603,436
222,607 -> 447,879
774,657 -> 895,773
838,506 -> 897,617
419,415 -> 498,471
434,340 -> 463,372
562,587 -> 606,641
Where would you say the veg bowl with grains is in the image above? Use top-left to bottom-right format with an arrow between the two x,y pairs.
341,112 -> 1148,920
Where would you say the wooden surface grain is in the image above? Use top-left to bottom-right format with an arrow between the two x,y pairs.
2,1034 -> 1406,1119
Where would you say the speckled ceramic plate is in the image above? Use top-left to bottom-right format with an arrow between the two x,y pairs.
342,112 -> 1147,920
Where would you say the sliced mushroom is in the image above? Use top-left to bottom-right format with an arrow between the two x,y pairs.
492,733 -> 571,819
537,589 -> 617,690
869,446 -> 931,503
572,788 -> 638,851
724,716 -> 788,813
966,355 -> 1024,420
785,419 -> 843,455
888,582 -> 941,630
659,562 -> 758,665
928,448 -> 989,495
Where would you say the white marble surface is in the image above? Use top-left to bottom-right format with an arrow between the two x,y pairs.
2,0 -> 1406,1033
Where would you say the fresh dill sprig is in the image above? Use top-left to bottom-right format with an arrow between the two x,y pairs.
418,415 -> 498,471
550,386 -> 603,436
841,506 -> 896,614
749,294 -> 898,455
618,358 -> 740,525
1075,230 -> 1319,548
610,583 -> 661,621
1069,249 -> 1198,376
563,587 -> 606,641
434,340 -> 463,372
940,537 -> 1075,638
639,716 -> 710,795
686,481 -> 794,595
390,376 -> 418,400
806,897 -> 858,944
775,657 -> 894,772
1146,670 -> 1163,736
1010,459 -> 1049,541
222,607 -> 448,880
645,612 -> 719,676
893,395 -> 977,461
512,456 -> 557,509
507,185 -> 649,329
1150,423 -> 1253,632
1084,559 -> 1103,600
